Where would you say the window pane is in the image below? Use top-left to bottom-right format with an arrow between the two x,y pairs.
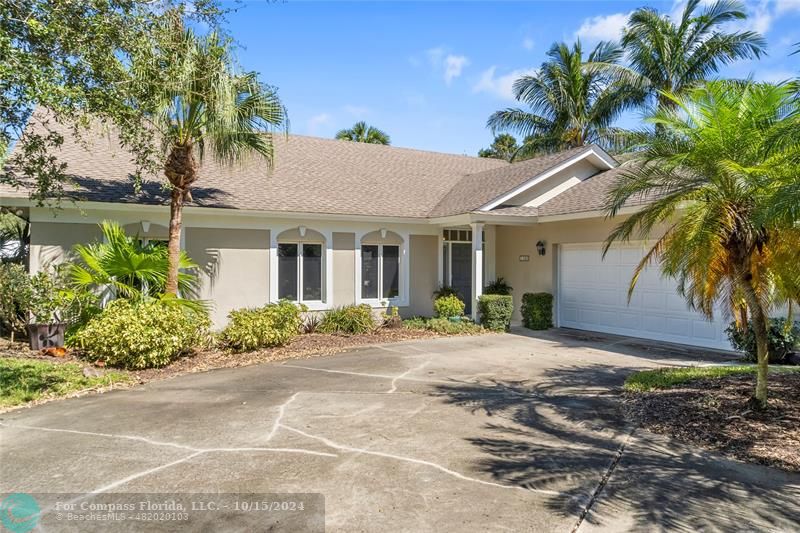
361,245 -> 379,299
302,244 -> 322,301
382,246 -> 400,298
278,243 -> 298,300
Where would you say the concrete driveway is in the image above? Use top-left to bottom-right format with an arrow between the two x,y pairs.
2,330 -> 799,532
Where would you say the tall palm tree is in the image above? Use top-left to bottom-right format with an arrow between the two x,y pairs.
135,25 -> 287,295
604,81 -> 800,408
335,121 -> 390,145
487,41 -> 645,157
621,0 -> 766,110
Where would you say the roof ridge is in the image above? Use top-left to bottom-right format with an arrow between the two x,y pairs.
279,133 -> 512,164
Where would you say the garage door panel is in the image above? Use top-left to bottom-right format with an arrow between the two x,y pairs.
559,243 -> 730,350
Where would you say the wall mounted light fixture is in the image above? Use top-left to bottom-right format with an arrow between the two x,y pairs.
536,240 -> 546,256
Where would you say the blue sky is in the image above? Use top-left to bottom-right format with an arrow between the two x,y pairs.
225,0 -> 800,155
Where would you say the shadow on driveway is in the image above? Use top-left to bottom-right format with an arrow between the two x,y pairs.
433,363 -> 800,531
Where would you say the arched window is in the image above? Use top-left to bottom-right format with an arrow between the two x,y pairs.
360,230 -> 403,301
276,227 -> 326,302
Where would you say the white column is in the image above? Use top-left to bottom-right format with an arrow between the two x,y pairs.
484,224 -> 496,284
470,222 -> 484,321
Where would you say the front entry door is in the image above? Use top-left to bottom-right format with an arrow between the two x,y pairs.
450,243 -> 472,315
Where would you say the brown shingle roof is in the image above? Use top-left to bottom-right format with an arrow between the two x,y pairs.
428,146 -> 593,217
537,164 -> 650,217
1,118 -> 508,218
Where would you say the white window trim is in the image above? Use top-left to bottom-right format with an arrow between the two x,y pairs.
359,243 -> 401,304
355,230 -> 409,308
270,227 -> 333,311
277,241 -> 325,305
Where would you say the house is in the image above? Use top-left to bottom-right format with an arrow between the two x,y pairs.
0,122 -> 732,350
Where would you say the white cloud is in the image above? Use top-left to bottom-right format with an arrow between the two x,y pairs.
444,54 -> 469,84
424,46 -> 470,84
473,66 -> 537,101
307,113 -> 331,135
522,37 -> 535,51
343,105 -> 369,118
776,0 -> 800,15
574,12 -> 631,42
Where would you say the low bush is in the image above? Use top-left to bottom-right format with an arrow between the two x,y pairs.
319,304 -> 375,335
402,316 -> 428,330
70,299 -> 210,369
726,318 -> 800,364
434,294 -> 465,318
222,300 -> 303,352
426,318 -> 483,335
521,292 -> 553,330
484,277 -> 513,296
432,285 -> 461,300
478,295 -> 513,331
0,263 -> 32,340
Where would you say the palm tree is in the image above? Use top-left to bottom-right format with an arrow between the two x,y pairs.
335,121 -> 390,145
604,81 -> 800,408
621,0 -> 766,111
71,221 -> 199,303
487,41 -> 645,156
478,133 -> 519,161
135,26 -> 287,295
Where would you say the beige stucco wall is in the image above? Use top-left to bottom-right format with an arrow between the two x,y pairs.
496,216 -> 635,320
405,234 -> 438,317
332,232 -> 355,307
29,222 -> 102,271
122,222 -> 169,240
185,227 -> 270,328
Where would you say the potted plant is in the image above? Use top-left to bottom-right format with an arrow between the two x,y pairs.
27,269 -> 71,350
384,306 -> 402,329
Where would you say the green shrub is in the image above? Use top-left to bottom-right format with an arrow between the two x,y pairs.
484,277 -> 513,296
222,300 -> 303,352
0,263 -> 32,339
426,318 -> 483,335
521,292 -> 553,330
319,304 -> 375,334
726,318 -> 799,364
434,294 -> 465,318
432,285 -> 460,300
70,299 -> 210,369
478,294 -> 513,331
402,316 -> 428,330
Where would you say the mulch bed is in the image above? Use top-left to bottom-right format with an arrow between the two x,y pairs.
624,372 -> 800,472
1,327 -> 442,386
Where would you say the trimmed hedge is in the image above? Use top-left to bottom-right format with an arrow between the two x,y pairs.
222,300 -> 303,352
434,294 -> 465,318
478,294 -> 513,331
319,304 -> 375,334
70,299 -> 210,369
521,292 -> 553,330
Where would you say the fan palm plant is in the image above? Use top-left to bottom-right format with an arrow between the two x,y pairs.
604,80 -> 800,408
621,0 -> 766,111
134,24 -> 287,295
487,40 -> 645,158
335,121 -> 390,145
71,221 -> 198,303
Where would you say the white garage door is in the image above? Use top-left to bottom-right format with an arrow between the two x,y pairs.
558,243 -> 731,350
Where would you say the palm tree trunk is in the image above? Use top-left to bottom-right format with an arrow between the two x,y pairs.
164,143 -> 196,296
165,186 -> 183,296
740,272 -> 769,408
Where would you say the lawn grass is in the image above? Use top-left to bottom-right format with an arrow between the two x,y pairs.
624,365 -> 800,392
0,358 -> 130,408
